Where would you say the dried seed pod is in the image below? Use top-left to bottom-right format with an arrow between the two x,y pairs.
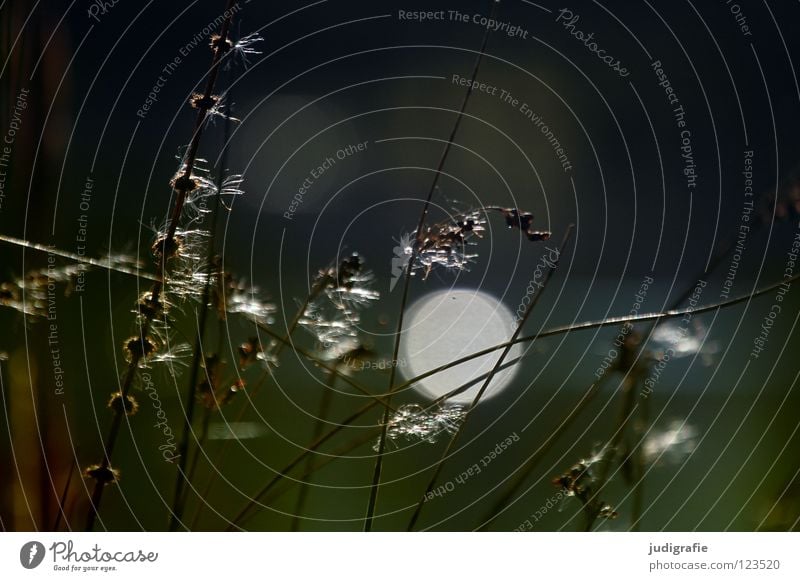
553,461 -> 595,502
84,464 -> 119,485
0,282 -> 19,304
151,233 -> 183,262
209,33 -> 233,52
189,92 -> 219,112
123,336 -> 157,363
238,337 -> 263,368
136,292 -> 165,321
375,403 -> 466,450
108,392 -> 139,416
219,379 -> 246,407
485,206 -> 551,241
171,172 -> 199,194
598,504 -> 619,519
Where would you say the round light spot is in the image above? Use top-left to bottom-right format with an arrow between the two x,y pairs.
400,289 -> 522,404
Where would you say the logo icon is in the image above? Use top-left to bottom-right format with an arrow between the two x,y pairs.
389,233 -> 414,292
20,541 -> 45,569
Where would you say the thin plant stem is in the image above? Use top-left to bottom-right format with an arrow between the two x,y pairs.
476,222 -> 771,530
255,323 -> 396,409
414,267 -> 800,398
85,0 -> 237,532
584,375 -> 639,530
260,360 -> 527,510
630,390 -> 649,531
259,431 -> 378,510
187,371 -> 278,530
364,0 -> 500,532
52,458 -> 76,531
290,370 -> 338,531
187,285 -> 365,528
170,75 -> 236,531
0,234 -> 159,281
226,356 -> 518,529
226,400 -> 373,530
232,355 -> 525,527
85,357 -> 141,531
226,267 -> 800,529
271,285 -> 318,359
579,219 -> 768,531
406,225 -> 573,531
477,374 -> 612,530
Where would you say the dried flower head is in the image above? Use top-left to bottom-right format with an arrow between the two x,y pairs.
375,403 -> 466,450
300,303 -> 360,350
123,335 -> 158,363
598,504 -> 619,519
0,282 -> 19,304
1,262 -> 86,317
170,172 -> 199,194
486,206 -> 551,241
552,447 -> 623,523
135,291 -> 166,322
227,32 -> 263,70
404,205 -> 550,281
411,209 -> 485,279
238,337 -> 262,368
107,392 -> 139,416
151,341 -> 193,374
220,276 -> 276,324
189,92 -> 219,112
0,251 -> 148,318
210,33 -> 233,52
338,344 -> 378,370
553,461 -> 595,502
300,253 -> 379,351
651,319 -> 719,366
193,93 -> 240,124
218,379 -> 246,407
312,253 -> 380,309
151,226 -> 211,301
84,464 -> 119,485
0,281 -> 33,315
238,337 -> 275,368
643,420 -> 698,465
151,233 -> 183,262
